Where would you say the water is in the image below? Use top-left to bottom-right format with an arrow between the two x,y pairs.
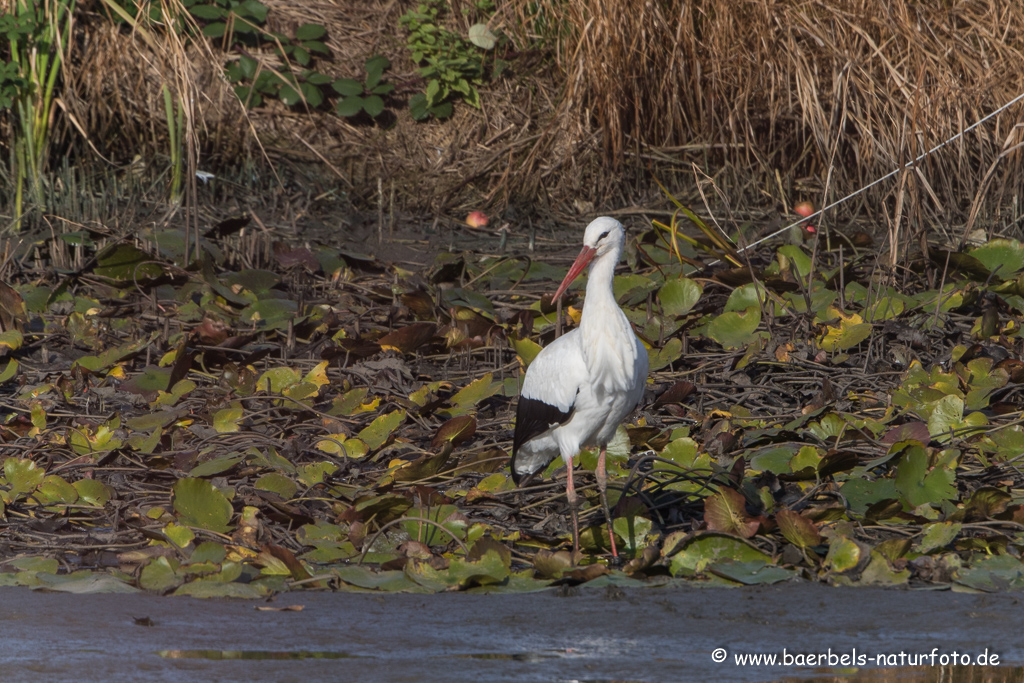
0,582 -> 1020,682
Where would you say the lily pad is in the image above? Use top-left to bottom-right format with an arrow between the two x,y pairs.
894,447 -> 956,508
709,560 -> 796,585
704,488 -> 759,538
172,478 -> 234,533
775,509 -> 821,548
357,410 -> 406,450
659,278 -> 702,316
970,238 -> 1024,278
668,533 -> 771,577
705,308 -> 761,349
818,308 -> 872,352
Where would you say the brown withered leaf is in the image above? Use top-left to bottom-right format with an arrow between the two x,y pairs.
432,415 -> 477,448
623,544 -> 660,576
654,380 -> 696,406
194,317 -> 230,346
0,280 -> 26,332
261,544 -> 312,581
392,448 -> 452,483
273,242 -> 320,271
703,487 -> 759,538
564,563 -> 608,584
995,358 -> 1024,383
401,290 -> 436,320
880,422 -> 931,446
775,509 -> 821,549
802,377 -> 836,414
533,549 -> 574,579
379,322 -> 437,354
204,215 -> 251,239
467,536 -> 511,567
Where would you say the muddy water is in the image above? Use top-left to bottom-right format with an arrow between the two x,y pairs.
1,582 -> 1021,682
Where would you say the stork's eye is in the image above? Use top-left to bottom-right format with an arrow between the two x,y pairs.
596,230 -> 610,242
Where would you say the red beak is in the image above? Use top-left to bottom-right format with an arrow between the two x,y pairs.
553,246 -> 597,301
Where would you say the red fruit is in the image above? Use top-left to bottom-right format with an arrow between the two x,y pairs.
466,211 -> 489,228
794,202 -> 815,218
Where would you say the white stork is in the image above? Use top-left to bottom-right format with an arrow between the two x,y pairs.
512,217 -> 649,558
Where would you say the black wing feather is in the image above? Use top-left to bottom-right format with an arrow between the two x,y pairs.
511,396 -> 574,484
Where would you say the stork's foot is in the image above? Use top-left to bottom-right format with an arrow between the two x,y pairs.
596,446 -> 619,559
566,456 -> 580,557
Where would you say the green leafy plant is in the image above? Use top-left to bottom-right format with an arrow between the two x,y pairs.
226,55 -> 332,109
161,85 -> 185,202
185,0 -> 269,41
400,0 -> 499,120
1,0 -> 75,228
332,55 -> 394,119
134,0 -> 331,111
0,62 -> 27,110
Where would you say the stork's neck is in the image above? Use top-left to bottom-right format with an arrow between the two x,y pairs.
578,240 -> 636,392
581,244 -> 623,325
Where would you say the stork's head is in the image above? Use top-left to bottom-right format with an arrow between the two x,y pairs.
582,217 -> 625,256
554,217 -> 625,300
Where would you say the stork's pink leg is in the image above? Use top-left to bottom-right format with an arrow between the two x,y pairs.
596,446 -> 618,558
565,455 -> 580,556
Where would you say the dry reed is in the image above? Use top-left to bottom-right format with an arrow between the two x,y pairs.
3,0 -> 1024,245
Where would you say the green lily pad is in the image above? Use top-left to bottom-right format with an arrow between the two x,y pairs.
36,572 -> 140,594
255,473 -> 298,499
705,308 -> 761,349
970,238 -> 1024,278
223,269 -> 281,293
243,298 -> 299,331
94,243 -> 164,281
611,515 -> 652,554
446,374 -> 501,416
648,337 -> 682,371
777,245 -> 812,278
402,504 -> 467,547
818,309 -> 872,351
35,475 -> 79,506
73,479 -> 111,506
917,521 -> 961,553
297,462 -> 338,487
512,337 -> 542,367
927,394 -> 987,439
895,447 -> 956,508
213,407 -> 243,433
709,560 -> 796,585
189,453 -> 245,478
357,410 -> 406,450
3,457 -> 44,502
334,566 -> 420,592
839,478 -> 898,516
955,555 -> 1024,591
140,556 -> 183,592
174,581 -> 271,598
658,278 -> 702,316
824,535 -> 862,573
172,478 -> 234,533
858,550 -> 911,586
668,533 -> 770,577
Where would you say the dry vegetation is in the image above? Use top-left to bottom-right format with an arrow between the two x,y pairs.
2,0 -> 1023,246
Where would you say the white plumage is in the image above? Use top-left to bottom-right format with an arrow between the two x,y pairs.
512,217 -> 648,557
